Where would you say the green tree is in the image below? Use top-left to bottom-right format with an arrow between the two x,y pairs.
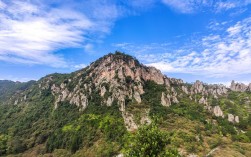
123,121 -> 180,157
0,134 -> 9,155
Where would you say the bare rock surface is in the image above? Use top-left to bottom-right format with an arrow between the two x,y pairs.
161,92 -> 171,107
213,106 -> 224,117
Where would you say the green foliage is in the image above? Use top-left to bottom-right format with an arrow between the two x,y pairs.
123,121 -> 180,157
91,51 -> 140,69
208,135 -> 222,149
142,80 -> 167,118
99,115 -> 126,141
217,118 -> 237,136
237,118 -> 249,130
46,104 -> 126,154
1,52 -> 251,156
0,134 -> 9,155
245,130 -> 251,141
7,138 -> 27,154
0,80 -> 35,101
228,92 -> 239,100
125,76 -> 133,84
114,51 -> 140,66
53,149 -> 71,157
232,134 -> 250,143
170,102 -> 206,122
95,141 -> 121,157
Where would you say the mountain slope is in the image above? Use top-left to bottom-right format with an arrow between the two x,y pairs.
0,52 -> 250,157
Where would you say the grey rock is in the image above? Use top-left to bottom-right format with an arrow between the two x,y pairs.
134,92 -> 142,103
228,114 -> 235,123
100,86 -> 106,97
199,97 -> 207,105
228,114 -> 239,123
230,80 -> 248,92
172,96 -> 179,104
182,86 -> 189,94
191,80 -> 204,94
213,106 -> 224,117
235,116 -> 239,123
106,96 -> 113,106
122,112 -> 138,131
161,92 -> 171,107
14,99 -> 18,105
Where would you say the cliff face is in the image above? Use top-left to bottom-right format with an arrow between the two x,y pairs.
8,53 -> 250,130
230,80 -> 251,92
30,53 -> 250,129
40,53 -> 182,131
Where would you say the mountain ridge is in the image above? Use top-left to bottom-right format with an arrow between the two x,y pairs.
0,52 -> 250,156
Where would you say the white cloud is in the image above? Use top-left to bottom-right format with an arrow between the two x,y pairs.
0,0 -> 6,9
216,2 -> 236,11
0,0 -> 123,67
227,23 -> 242,36
73,64 -> 87,70
147,61 -> 175,72
162,0 -> 196,13
161,0 -> 251,13
83,44 -> 94,53
114,17 -> 251,78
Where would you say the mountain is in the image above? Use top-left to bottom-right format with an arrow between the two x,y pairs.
0,52 -> 250,157
0,80 -> 35,102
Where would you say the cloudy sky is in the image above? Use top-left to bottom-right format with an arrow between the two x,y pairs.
0,0 -> 250,85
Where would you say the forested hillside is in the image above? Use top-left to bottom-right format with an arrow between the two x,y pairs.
0,52 -> 250,157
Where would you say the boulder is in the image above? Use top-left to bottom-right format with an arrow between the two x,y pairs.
161,92 -> 171,107
213,106 -> 224,117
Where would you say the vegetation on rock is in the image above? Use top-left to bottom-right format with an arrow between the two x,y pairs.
0,52 -> 250,156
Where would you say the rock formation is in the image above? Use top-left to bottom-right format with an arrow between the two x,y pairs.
230,80 -> 250,92
33,53 -> 248,129
212,106 -> 224,117
227,114 -> 239,123
199,96 -> 207,105
161,92 -> 171,107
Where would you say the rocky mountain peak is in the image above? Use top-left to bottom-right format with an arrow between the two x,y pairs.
43,52 -> 178,131
86,51 -> 167,85
89,52 -> 140,70
17,52 -> 249,131
2,53 -> 251,156
230,80 -> 251,92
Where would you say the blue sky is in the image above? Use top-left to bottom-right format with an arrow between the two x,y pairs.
0,0 -> 251,85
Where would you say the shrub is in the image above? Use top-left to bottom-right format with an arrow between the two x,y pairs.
123,121 -> 180,157
232,134 -> 250,143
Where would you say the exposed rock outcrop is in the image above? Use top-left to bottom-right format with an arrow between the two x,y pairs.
227,114 -> 239,123
39,53 -> 247,130
230,80 -> 250,92
122,112 -> 138,131
190,81 -> 228,97
182,86 -> 189,94
248,83 -> 251,91
212,106 -> 224,117
191,80 -> 204,94
172,96 -> 179,104
134,92 -> 142,103
207,84 -> 228,96
161,92 -> 171,107
100,86 -> 106,97
106,97 -> 113,106
199,96 -> 207,105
